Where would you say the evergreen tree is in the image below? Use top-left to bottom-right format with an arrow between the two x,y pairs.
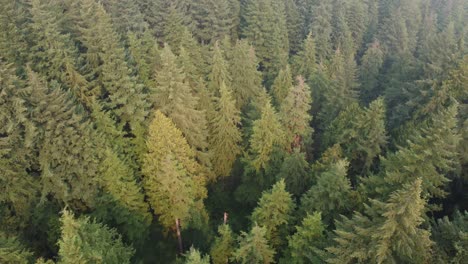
229,40 -> 263,110
27,69 -> 101,207
292,33 -> 317,81
359,40 -> 384,104
300,159 -> 352,224
162,4 -> 188,54
185,246 -> 210,264
285,0 -> 303,54
210,224 -> 236,264
127,30 -> 160,89
276,149 -> 310,196
232,224 -> 275,264
143,111 -> 207,231
288,212 -> 326,264
210,82 -> 242,178
0,0 -> 29,68
189,0 -> 231,43
209,42 -> 231,95
320,48 -> 358,128
101,0 -> 147,34
327,179 -> 432,263
75,0 -> 148,130
431,211 -> 468,263
58,209 -> 134,263
0,232 -> 33,263
0,63 -> 38,230
242,0 -> 289,82
249,99 -> 285,171
271,65 -> 293,107
279,76 -> 313,150
153,44 -> 210,171
252,179 -> 294,249
308,1 -> 333,61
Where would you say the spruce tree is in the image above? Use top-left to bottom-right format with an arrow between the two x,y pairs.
209,42 -> 231,95
252,179 -> 294,249
285,0 -> 303,54
189,0 -> 231,43
279,76 -> 313,150
242,0 -> 289,83
249,99 -> 285,171
58,210 -> 134,263
185,247 -> 210,264
101,0 -> 147,34
127,30 -> 160,89
431,211 -> 468,263
210,82 -> 242,178
288,212 -> 326,264
271,65 -> 293,108
153,44 -> 210,171
229,40 -> 263,110
300,159 -> 352,224
143,111 -> 207,231
0,0 -> 29,68
27,69 -> 101,207
232,224 -> 275,264
0,232 -> 33,263
327,179 -> 432,263
292,33 -> 317,81
0,63 -> 38,229
276,149 -> 310,196
308,1 -> 333,61
360,40 -> 384,104
210,224 -> 236,264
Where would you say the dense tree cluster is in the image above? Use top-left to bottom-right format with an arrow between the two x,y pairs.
0,0 -> 466,263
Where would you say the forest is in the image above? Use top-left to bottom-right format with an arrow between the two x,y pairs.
0,0 -> 467,263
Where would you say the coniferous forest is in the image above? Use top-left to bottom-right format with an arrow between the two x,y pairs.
0,0 -> 467,263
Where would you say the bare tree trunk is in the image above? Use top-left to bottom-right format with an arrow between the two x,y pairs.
223,212 -> 228,225
175,218 -> 183,254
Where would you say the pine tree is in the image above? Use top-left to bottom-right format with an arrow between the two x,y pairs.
252,179 -> 294,249
279,76 -> 313,150
143,111 -> 207,231
249,99 -> 285,171
0,63 -> 38,229
276,149 -> 310,196
232,224 -> 275,264
308,1 -> 333,61
0,232 -> 33,263
27,69 -> 101,207
189,0 -> 231,43
327,179 -> 432,263
271,65 -> 293,108
292,33 -> 317,81
210,224 -> 236,264
242,0 -> 289,83
101,0 -> 147,34
58,209 -> 134,263
210,82 -> 242,178
229,40 -> 263,110
96,148 -> 152,242
185,246 -> 210,264
376,104 -> 460,205
288,212 -> 326,264
300,159 -> 352,224
75,0 -> 149,130
153,44 -> 210,171
29,0 -> 89,106
320,48 -> 358,128
431,211 -> 468,263
359,40 -> 384,104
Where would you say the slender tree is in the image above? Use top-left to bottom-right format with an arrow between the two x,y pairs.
232,224 -> 275,264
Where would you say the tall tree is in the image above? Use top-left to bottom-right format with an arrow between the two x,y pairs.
210,82 -> 242,178
252,179 -> 295,249
0,232 -> 33,263
359,40 -> 384,104
210,224 -> 236,264
153,44 -> 210,171
271,65 -> 293,107
101,0 -> 147,34
185,247 -> 210,264
279,76 -> 313,150
242,0 -> 289,82
288,212 -> 326,264
208,42 -> 231,95
327,179 -> 432,263
308,0 -> 333,61
276,149 -> 310,196
189,0 -> 231,43
300,159 -> 353,224
292,33 -> 317,81
58,210 -> 134,263
229,40 -> 263,110
143,111 -> 207,231
233,224 -> 275,264
249,98 -> 285,171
